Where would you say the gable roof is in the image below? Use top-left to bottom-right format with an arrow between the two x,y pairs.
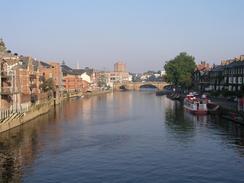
210,65 -> 225,72
61,64 -> 94,76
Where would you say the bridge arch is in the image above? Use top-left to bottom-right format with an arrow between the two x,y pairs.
119,85 -> 129,90
113,82 -> 169,91
139,84 -> 158,90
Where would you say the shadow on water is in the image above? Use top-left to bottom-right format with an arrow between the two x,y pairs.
0,104 -> 64,183
164,99 -> 196,137
0,94 -> 121,182
163,97 -> 244,154
209,115 -> 244,148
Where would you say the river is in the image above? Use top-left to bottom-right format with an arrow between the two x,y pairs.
1,91 -> 244,183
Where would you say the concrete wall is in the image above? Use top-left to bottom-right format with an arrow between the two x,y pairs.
0,100 -> 54,133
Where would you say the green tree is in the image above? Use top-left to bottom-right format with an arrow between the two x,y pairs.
164,52 -> 196,88
97,73 -> 107,88
40,78 -> 55,92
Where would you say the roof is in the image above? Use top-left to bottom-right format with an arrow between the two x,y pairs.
195,63 -> 211,72
225,60 -> 244,69
19,56 -> 40,71
40,61 -> 51,68
61,64 -> 75,75
61,64 -> 94,76
210,65 -> 225,72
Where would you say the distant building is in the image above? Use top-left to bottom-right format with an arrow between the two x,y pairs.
193,61 -> 212,92
114,62 -> 126,72
223,58 -> 244,91
61,64 -> 83,92
63,75 -> 83,92
61,64 -> 96,93
209,65 -> 225,91
109,71 -> 131,83
96,61 -> 131,88
193,55 -> 244,93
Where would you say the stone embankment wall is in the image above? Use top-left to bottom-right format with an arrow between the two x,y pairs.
0,100 -> 54,133
84,90 -> 112,97
0,90 -> 112,134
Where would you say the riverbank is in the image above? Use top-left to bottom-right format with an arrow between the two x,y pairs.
162,92 -> 244,124
84,89 -> 112,97
209,97 -> 244,124
0,99 -> 54,133
0,90 -> 113,134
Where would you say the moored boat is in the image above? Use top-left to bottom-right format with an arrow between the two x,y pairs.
167,93 -> 181,100
207,102 -> 220,114
184,93 -> 208,115
156,90 -> 170,96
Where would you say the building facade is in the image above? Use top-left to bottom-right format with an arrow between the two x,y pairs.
192,61 -> 212,92
223,57 -> 244,92
114,62 -> 126,72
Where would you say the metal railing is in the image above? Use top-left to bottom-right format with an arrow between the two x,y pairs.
0,105 -> 30,121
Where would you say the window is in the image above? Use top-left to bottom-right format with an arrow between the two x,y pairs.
239,77 -> 242,84
229,77 -> 232,84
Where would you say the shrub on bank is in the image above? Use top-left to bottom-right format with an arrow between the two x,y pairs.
210,91 -> 220,97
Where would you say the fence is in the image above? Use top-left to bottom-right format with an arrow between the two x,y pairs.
0,104 -> 30,121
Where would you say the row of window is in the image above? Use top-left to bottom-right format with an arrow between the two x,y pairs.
227,77 -> 244,84
208,76 -> 244,84
209,85 -> 243,91
223,67 -> 244,75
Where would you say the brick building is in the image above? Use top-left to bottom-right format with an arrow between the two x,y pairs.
0,52 -> 20,110
114,62 -> 126,72
61,64 -> 83,92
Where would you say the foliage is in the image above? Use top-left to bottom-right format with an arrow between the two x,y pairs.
164,52 -> 196,88
0,38 -> 6,52
97,73 -> 107,87
40,78 -> 55,92
222,89 -> 236,97
238,85 -> 244,97
210,91 -> 220,97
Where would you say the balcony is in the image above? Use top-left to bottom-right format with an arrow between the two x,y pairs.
30,83 -> 37,89
0,87 -> 18,95
1,71 -> 12,79
29,74 -> 37,80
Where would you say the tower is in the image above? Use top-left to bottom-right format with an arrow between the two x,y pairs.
114,62 -> 126,72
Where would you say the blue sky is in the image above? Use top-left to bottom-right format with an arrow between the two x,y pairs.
1,0 -> 244,72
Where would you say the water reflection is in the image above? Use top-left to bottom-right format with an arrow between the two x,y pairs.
164,99 -> 196,137
0,113 -> 52,183
164,96 -> 244,155
0,93 -> 244,182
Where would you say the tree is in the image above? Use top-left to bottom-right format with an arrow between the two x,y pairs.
40,78 -> 55,92
97,73 -> 107,88
0,38 -> 7,52
164,52 -> 196,88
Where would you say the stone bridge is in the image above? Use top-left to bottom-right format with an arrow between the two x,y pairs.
113,82 -> 169,91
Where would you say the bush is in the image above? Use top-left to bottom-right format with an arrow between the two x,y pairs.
210,91 -> 220,97
222,89 -> 236,97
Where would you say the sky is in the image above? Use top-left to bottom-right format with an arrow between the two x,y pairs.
1,0 -> 244,72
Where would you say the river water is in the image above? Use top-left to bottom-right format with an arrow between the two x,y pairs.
1,91 -> 244,183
